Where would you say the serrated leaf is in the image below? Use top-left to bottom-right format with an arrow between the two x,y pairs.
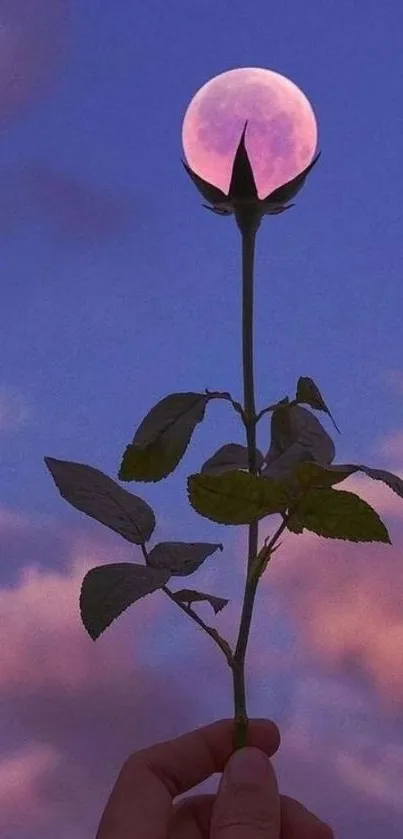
147,541 -> 223,576
80,563 -> 170,640
201,443 -> 264,475
287,488 -> 391,544
44,457 -> 156,544
262,404 -> 335,486
171,588 -> 228,614
292,461 -> 359,489
356,465 -> 403,500
119,392 -> 212,483
296,376 -> 340,434
228,121 -> 258,201
287,460 -> 403,507
294,460 -> 403,501
188,470 -> 291,525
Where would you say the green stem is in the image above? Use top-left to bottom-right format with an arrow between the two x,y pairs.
231,210 -> 262,750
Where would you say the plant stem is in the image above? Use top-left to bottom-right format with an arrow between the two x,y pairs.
231,210 -> 262,750
140,544 -> 234,666
161,584 -> 233,665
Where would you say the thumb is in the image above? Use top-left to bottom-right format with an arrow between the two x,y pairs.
210,746 -> 280,839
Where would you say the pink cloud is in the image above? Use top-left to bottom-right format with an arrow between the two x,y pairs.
274,687 -> 403,838
0,744 -> 61,833
0,535 -> 164,694
0,526 -> 225,836
2,489 -> 403,837
336,745 -> 403,815
0,0 -> 69,124
375,430 -> 403,459
258,473 -> 403,709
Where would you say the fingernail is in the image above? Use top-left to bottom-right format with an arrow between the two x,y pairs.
226,747 -> 270,784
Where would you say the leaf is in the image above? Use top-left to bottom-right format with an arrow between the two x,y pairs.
171,588 -> 229,614
247,540 -> 284,584
292,461 -> 359,489
44,457 -> 156,544
286,488 -> 391,544
147,541 -> 223,576
80,563 -> 170,640
262,404 -> 335,487
264,396 -> 291,413
356,465 -> 403,500
294,460 -> 403,502
188,470 -> 291,525
202,203 -> 232,216
228,121 -> 258,201
181,159 -> 228,206
119,392 -> 213,483
295,376 -> 340,434
201,443 -> 264,475
263,152 -> 321,207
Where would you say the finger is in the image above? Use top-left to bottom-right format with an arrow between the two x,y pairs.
169,793 -> 335,839
210,746 -> 281,839
96,718 -> 280,839
168,794 -> 214,839
280,795 -> 335,838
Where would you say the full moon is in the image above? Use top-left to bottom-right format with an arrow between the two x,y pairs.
182,67 -> 318,199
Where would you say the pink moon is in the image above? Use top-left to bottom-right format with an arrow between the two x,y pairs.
182,67 -> 318,199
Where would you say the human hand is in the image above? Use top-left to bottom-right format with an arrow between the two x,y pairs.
95,718 -> 334,838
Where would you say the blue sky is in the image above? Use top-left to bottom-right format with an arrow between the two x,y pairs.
1,2 -> 403,837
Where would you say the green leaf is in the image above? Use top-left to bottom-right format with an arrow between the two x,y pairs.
295,376 -> 340,434
44,457 -> 156,544
292,461 -> 359,489
201,443 -> 264,475
147,541 -> 223,576
119,392 -> 213,483
262,404 -> 335,487
80,563 -> 170,640
287,488 -> 391,544
188,470 -> 291,525
171,588 -> 228,614
293,460 -> 403,503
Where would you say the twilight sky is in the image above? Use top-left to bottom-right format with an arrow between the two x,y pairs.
1,1 -> 403,837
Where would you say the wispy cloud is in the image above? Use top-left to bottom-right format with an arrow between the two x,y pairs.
0,0 -> 69,124
259,472 -> 403,709
275,677 -> 403,837
0,163 -> 151,243
380,369 -> 403,396
2,469 -> 403,837
375,431 -> 403,459
0,527 -> 212,836
0,385 -> 31,434
0,744 -> 61,835
22,164 -> 138,242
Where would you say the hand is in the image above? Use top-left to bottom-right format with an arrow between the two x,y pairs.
95,718 -> 334,838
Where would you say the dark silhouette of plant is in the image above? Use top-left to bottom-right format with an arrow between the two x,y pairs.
45,121 -> 403,750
